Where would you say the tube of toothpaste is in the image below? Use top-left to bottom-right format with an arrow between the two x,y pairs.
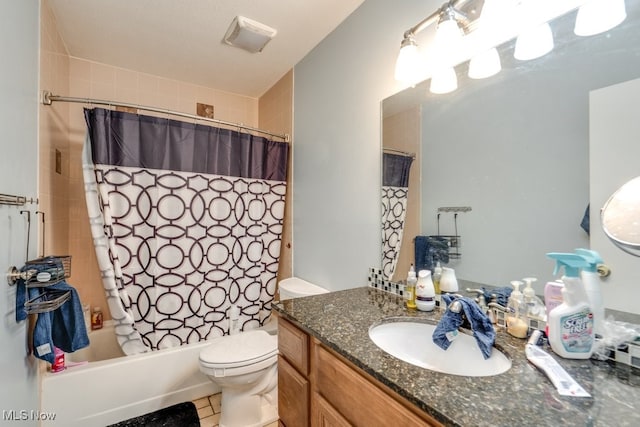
525,330 -> 590,398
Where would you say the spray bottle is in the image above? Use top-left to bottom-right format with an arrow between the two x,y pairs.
546,253 -> 594,359
574,248 -> 605,337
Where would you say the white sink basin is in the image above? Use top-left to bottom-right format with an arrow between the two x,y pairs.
369,321 -> 511,377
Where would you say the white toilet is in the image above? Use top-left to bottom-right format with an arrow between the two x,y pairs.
199,329 -> 279,427
278,277 -> 329,300
198,277 -> 328,427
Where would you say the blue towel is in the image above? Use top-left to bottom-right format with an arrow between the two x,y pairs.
50,280 -> 90,353
481,286 -> 512,307
414,236 -> 449,272
15,259 -> 89,363
433,294 -> 496,359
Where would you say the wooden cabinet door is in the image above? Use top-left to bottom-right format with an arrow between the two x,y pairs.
311,392 -> 352,427
278,355 -> 309,427
279,317 -> 310,376
314,343 -> 440,427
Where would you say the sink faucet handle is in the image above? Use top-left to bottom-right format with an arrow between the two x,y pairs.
449,300 -> 463,313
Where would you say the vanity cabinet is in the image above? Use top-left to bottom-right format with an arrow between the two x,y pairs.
277,316 -> 441,427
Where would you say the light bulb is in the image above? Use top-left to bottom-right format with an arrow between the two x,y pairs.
468,47 -> 501,79
395,37 -> 423,85
514,22 -> 554,61
430,67 -> 457,94
575,0 -> 627,37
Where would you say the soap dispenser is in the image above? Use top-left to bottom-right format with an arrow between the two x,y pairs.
439,267 -> 458,294
416,270 -> 436,312
522,277 -> 546,320
432,261 -> 442,294
506,281 -> 528,338
405,265 -> 417,310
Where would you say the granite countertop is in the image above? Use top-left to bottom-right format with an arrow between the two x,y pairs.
273,286 -> 640,427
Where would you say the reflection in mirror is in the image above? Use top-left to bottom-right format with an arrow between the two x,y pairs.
382,110 -> 420,281
601,176 -> 640,257
382,1 -> 640,292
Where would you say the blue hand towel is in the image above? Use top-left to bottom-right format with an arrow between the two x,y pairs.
50,280 -> 90,353
32,309 -> 57,364
432,294 -> 496,359
414,236 -> 449,272
481,286 -> 512,307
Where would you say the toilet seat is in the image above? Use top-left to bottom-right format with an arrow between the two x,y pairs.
199,330 -> 278,377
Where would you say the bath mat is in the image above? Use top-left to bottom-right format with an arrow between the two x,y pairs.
107,401 -> 200,427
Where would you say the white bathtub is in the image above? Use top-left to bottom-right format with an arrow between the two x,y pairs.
41,319 -> 277,426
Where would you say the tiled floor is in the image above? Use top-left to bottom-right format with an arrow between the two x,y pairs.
193,393 -> 279,427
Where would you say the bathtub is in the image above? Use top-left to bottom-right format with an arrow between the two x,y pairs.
40,318 -> 277,426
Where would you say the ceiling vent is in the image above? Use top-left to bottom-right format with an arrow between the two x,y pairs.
223,16 -> 277,53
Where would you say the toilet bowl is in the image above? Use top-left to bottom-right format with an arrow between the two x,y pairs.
278,277 -> 329,300
199,330 -> 278,427
200,278 -> 327,426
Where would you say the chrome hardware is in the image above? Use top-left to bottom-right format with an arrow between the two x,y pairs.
7,267 -> 35,286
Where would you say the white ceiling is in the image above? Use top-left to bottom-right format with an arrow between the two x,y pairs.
48,0 -> 366,98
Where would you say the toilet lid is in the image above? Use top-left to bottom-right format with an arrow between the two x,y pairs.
199,330 -> 278,369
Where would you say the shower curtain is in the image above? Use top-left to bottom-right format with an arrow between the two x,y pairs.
381,152 -> 413,280
82,107 -> 289,354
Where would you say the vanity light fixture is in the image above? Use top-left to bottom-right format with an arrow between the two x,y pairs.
430,66 -> 458,94
467,0 -> 504,79
513,22 -> 554,61
394,35 -> 423,86
394,1 -> 471,88
428,5 -> 466,94
574,0 -> 627,37
395,0 -> 617,92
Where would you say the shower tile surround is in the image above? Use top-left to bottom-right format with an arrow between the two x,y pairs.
368,267 -> 640,370
276,285 -> 640,426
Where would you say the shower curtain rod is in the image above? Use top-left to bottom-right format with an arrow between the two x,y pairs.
41,91 -> 290,142
383,147 -> 415,159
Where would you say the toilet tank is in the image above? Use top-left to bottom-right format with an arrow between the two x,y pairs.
278,277 -> 328,300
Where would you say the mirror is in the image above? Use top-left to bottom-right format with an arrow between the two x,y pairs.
382,2 -> 640,292
602,176 -> 640,257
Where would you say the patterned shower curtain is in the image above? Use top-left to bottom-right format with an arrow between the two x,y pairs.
381,152 -> 413,280
82,108 -> 289,354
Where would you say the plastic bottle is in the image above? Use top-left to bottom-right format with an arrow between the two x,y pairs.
506,281 -> 528,338
574,248 -> 605,337
91,307 -> 103,330
229,305 -> 241,335
522,277 -> 545,319
439,267 -> 458,293
544,281 -> 564,314
405,265 -> 417,310
432,261 -> 442,295
546,253 -> 594,359
416,270 -> 435,312
51,347 -> 65,373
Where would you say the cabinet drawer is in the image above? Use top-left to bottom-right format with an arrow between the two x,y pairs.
315,344 -> 439,427
278,355 -> 309,427
278,317 -> 309,375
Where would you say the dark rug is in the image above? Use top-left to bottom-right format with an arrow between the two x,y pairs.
107,401 -> 200,427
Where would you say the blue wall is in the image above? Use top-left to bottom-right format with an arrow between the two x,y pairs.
293,0 -> 438,289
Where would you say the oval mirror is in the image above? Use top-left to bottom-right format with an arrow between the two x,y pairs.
601,176 -> 640,257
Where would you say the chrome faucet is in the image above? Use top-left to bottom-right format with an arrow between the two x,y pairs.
465,288 -> 488,313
